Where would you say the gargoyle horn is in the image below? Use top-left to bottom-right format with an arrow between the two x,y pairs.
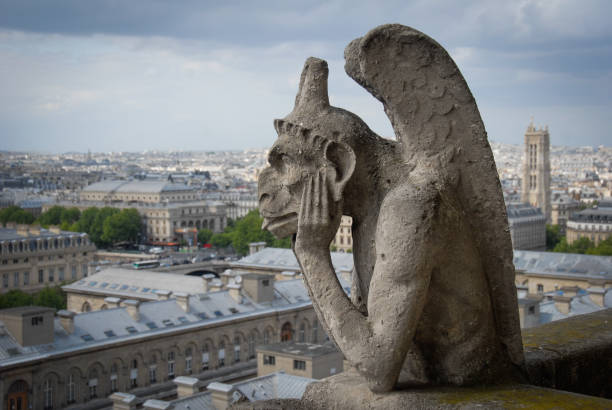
293,57 -> 330,114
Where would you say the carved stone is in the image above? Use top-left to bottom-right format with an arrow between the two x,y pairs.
258,24 -> 525,393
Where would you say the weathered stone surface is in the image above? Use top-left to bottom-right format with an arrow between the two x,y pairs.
295,370 -> 612,409
258,23 -> 525,393
523,308 -> 612,398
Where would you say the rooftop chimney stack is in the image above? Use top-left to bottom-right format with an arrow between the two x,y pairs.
228,284 -> 242,304
58,309 -> 76,334
109,393 -> 138,410
105,297 -> 122,309
587,287 -> 606,307
123,300 -> 141,321
249,241 -> 266,255
155,290 -> 172,301
174,376 -> 200,398
208,382 -> 235,410
174,292 -> 190,312
553,295 -> 572,315
561,286 -> 580,298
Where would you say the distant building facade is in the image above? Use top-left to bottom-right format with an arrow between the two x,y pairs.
521,119 -> 551,222
331,216 -> 353,253
0,225 -> 95,293
257,342 -> 343,380
47,180 -> 227,245
566,203 -> 612,246
551,194 -> 581,235
507,203 -> 546,250
0,275 -> 322,410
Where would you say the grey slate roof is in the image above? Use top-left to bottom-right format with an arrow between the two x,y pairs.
513,250 -> 612,280
257,341 -> 339,358
82,180 -> 194,193
232,247 -> 354,273
0,227 -> 87,242
62,268 -> 208,300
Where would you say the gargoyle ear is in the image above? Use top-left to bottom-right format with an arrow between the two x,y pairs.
324,141 -> 356,202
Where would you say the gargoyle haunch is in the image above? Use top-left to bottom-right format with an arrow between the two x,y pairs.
258,24 -> 526,393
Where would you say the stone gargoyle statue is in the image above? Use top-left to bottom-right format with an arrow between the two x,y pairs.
258,24 -> 526,393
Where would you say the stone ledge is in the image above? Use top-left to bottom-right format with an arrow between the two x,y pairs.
523,308 -> 612,398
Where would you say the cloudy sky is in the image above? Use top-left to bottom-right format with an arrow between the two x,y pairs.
0,0 -> 610,153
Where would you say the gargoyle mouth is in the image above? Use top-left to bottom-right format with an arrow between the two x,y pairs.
262,213 -> 298,238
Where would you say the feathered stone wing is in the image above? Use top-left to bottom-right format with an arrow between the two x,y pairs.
344,24 -> 525,369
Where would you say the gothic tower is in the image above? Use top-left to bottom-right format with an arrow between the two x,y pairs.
521,118 -> 551,222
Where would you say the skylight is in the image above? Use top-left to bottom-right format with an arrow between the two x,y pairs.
88,281 -> 98,286
81,334 -> 94,342
126,326 -> 137,334
141,287 -> 151,293
178,316 -> 189,324
162,319 -> 174,327
197,312 -> 208,320
146,322 -> 158,329
120,285 -> 129,290
100,282 -> 109,288
214,310 -> 223,317
109,283 -> 119,289
104,330 -> 116,338
229,308 -> 238,314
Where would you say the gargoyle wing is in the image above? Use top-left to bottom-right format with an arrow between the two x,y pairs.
344,24 -> 524,369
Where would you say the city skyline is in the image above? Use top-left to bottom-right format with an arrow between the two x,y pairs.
1,1 -> 611,153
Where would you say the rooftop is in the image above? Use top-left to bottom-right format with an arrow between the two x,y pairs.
232,247 -> 354,273
0,227 -> 87,242
257,341 -> 340,358
62,267 -> 207,300
514,250 -> 612,280
82,180 -> 195,193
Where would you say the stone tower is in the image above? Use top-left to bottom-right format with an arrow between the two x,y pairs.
521,118 -> 551,222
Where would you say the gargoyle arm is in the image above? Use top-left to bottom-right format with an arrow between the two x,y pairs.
294,182 -> 437,392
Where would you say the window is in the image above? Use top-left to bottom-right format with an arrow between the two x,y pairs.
58,267 -> 65,282
248,334 -> 256,359
23,271 -> 29,285
13,272 -> 19,287
3,273 -> 8,288
263,355 -> 275,365
312,319 -> 318,343
32,316 -> 44,325
299,322 -> 305,342
130,360 -> 138,387
71,265 -> 77,279
537,284 -> 544,294
168,351 -> 175,379
110,364 -> 118,393
218,342 -> 225,367
82,264 -> 88,277
48,268 -> 54,283
263,329 -> 270,345
149,366 -> 157,383
43,379 -> 53,410
185,348 -> 193,374
262,279 -> 270,287
67,374 -> 76,403
234,336 -> 241,363
88,378 -> 97,400
293,360 -> 306,370
202,344 -> 210,370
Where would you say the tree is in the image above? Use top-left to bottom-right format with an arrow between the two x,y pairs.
38,206 -> 64,226
0,290 -> 33,309
587,237 -> 612,256
89,207 -> 119,247
197,228 -> 213,245
101,209 -> 142,245
545,224 -> 561,250
210,232 -> 233,248
554,236 -> 595,254
33,286 -> 66,310
0,206 -> 34,225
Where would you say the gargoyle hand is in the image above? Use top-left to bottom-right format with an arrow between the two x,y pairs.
293,168 -> 342,255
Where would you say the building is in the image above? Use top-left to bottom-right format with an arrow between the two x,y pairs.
230,247 -> 354,282
257,342 -> 343,380
135,372 -> 315,410
506,203 -> 546,250
62,268 -> 213,312
46,180 -> 227,245
513,250 -> 612,295
566,203 -> 612,246
0,273 -> 330,410
331,216 -> 353,253
203,191 -> 258,221
551,194 -> 581,235
0,225 -> 95,293
521,119 -> 551,222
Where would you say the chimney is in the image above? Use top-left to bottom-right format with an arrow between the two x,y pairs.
208,382 -> 234,410
228,284 -> 242,304
123,300 -> 141,321
249,242 -> 266,255
209,280 -> 223,292
554,295 -> 572,315
29,225 -> 41,235
58,309 -> 75,334
142,399 -> 173,410
220,269 -> 233,285
174,292 -> 190,312
561,286 -> 580,298
242,274 -> 275,303
155,290 -> 172,301
587,287 -> 606,307
202,277 -> 209,293
16,224 -> 29,236
174,376 -> 199,398
105,297 -> 122,309
109,392 -> 138,410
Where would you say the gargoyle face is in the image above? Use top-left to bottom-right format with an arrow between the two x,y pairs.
258,133 -> 321,238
